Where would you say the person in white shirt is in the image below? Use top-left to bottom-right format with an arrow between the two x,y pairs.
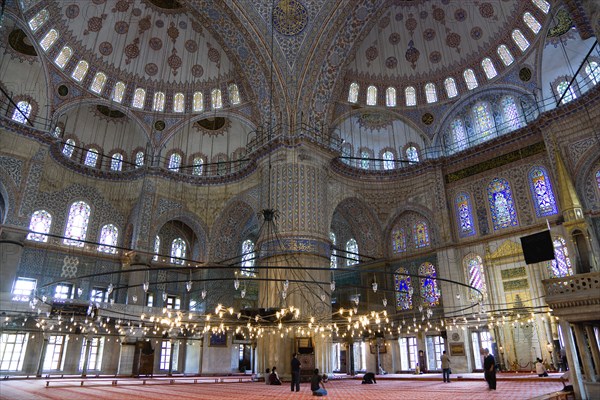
535,358 -> 548,377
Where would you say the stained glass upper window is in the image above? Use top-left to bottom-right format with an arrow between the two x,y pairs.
422,83 -> 436,103
62,139 -> 75,158
456,192 -> 475,237
523,12 -> 542,34
54,47 -> 72,69
585,61 -> 599,85
360,150 -> 370,169
548,236 -> 573,278
173,93 -> 185,112
383,151 -> 394,170
529,166 -> 558,217
497,45 -> 514,66
153,92 -> 165,112
596,169 -> 600,191
444,77 -> 458,98
487,177 -> 518,230
110,153 -> 123,171
473,102 -> 494,138
192,157 -> 204,176
346,238 -> 359,266
464,69 -> 478,90
71,61 -> 89,83
27,210 -> 52,242
501,96 -> 522,131
330,232 -> 337,269
228,84 -> 241,105
89,72 -> 106,94
40,29 -> 58,51
168,153 -> 181,171
29,9 -> 49,32
366,85 -> 377,106
64,201 -> 91,247
135,151 -> 144,168
394,267 -> 413,310
405,86 -> 416,106
386,87 -> 396,107
153,235 -> 160,261
413,221 -> 430,248
170,238 -> 186,265
532,0 -> 550,14
211,89 -> 222,109
451,119 -> 467,151
512,29 -> 530,52
348,82 -> 359,103
193,92 -> 204,112
241,239 -> 256,276
98,224 -> 118,254
11,101 -> 31,124
132,88 -> 146,109
406,146 -> 419,163
84,148 -> 99,167
391,227 -> 407,254
419,262 -> 440,307
557,81 -> 576,104
482,58 -> 497,80
464,254 -> 486,301
112,82 -> 126,103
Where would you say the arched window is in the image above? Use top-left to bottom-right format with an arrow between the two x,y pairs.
193,92 -> 204,112
11,101 -> 31,124
29,9 -> 49,32
135,151 -> 144,168
40,29 -> 58,51
54,46 -> 73,69
473,102 -> 494,138
451,119 -> 467,151
523,12 -> 542,34
597,169 -> 600,190
348,82 -> 359,103
153,235 -> 160,261
383,151 -> 394,170
529,167 -> 558,217
241,239 -> 255,276
424,83 -> 436,103
52,125 -> 62,138
497,45 -> 514,66
481,58 -> 497,79
211,88 -> 222,109
153,92 -> 165,111
110,153 -> 123,171
391,227 -> 407,254
346,238 -> 359,266
394,267 -> 413,310
406,146 -> 419,163
585,61 -> 599,85
173,92 -> 185,112
501,96 -> 522,131
330,232 -> 338,269
463,69 -> 478,90
71,61 -> 89,82
112,82 -> 126,103
90,72 -> 107,94
488,177 -> 518,230
228,84 -> 241,105
419,262 -> 440,307
192,157 -> 204,176
547,236 -> 573,278
168,153 -> 181,171
413,221 -> 430,248
98,224 -> 118,254
444,77 -> 458,98
27,210 -> 52,242
456,192 -> 475,237
366,85 -> 377,106
405,86 -> 416,106
63,139 -> 75,158
464,254 -> 486,301
132,88 -> 146,109
84,148 -> 99,167
512,29 -> 530,52
557,81 -> 576,104
360,150 -> 370,169
386,87 -> 396,107
532,0 -> 550,14
170,238 -> 186,265
64,201 -> 91,246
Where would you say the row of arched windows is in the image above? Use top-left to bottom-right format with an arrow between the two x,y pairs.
554,60 -> 600,105
61,141 -> 145,172
341,144 -> 421,170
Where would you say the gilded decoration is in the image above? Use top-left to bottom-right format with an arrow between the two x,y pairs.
501,266 -> 526,280
547,9 -> 573,38
487,240 -> 523,262
503,278 -> 529,291
357,112 -> 394,131
272,0 -> 308,36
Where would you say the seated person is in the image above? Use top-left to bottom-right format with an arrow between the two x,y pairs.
362,372 -> 377,384
311,368 -> 327,396
535,358 -> 548,377
560,370 -> 573,392
321,373 -> 329,383
265,368 -> 271,385
269,366 -> 282,385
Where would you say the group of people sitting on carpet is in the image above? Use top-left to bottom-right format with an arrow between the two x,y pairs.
265,366 -> 328,396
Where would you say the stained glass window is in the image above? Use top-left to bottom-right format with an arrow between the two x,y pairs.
346,238 -> 359,266
473,102 -> 494,138
71,61 -> 89,82
394,267 -> 413,310
40,29 -> 58,51
585,61 -> 599,85
482,58 -> 497,79
488,177 -> 518,230
132,88 -> 146,109
512,29 -> 530,52
391,228 -> 407,253
348,82 -> 359,103
456,192 -> 475,237
419,262 -> 440,307
54,47 -> 72,69
464,69 -> 478,90
523,12 -> 542,34
406,146 -> 419,163
153,92 -> 165,111
168,153 -> 181,171
501,96 -> 522,131
135,151 -> 144,168
451,119 -> 467,151
413,221 -> 430,248
112,82 -> 126,103
464,254 -> 486,301
192,157 -> 204,175
532,0 -> 550,14
529,167 -> 558,217
444,77 -> 458,98
366,85 -> 377,106
29,9 -> 49,32
497,45 -> 514,66
360,150 -> 370,169
90,72 -> 106,94
211,89 -> 222,109
11,101 -> 31,123
557,81 -> 576,104
52,126 -> 62,138
62,139 -> 75,158
84,148 -> 99,167
383,151 -> 394,170
98,224 -> 118,254
386,87 -> 396,106
193,92 -> 204,112
173,92 -> 185,112
110,153 -> 123,171
170,238 -> 186,265
241,239 -> 256,276
548,236 -> 573,278
405,86 -> 416,106
596,169 -> 600,190
425,83 -> 437,103
228,84 -> 241,105
27,210 -> 52,242
153,235 -> 160,261
330,232 -> 338,269
64,201 -> 91,246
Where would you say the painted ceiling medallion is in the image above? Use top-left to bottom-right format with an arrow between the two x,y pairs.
272,0 -> 308,36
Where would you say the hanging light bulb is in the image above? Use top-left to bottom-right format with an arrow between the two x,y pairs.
320,294 -> 326,302
234,278 -> 240,290
162,291 -> 167,301
330,280 -> 336,292
107,283 -> 114,296
132,295 -> 138,303
382,298 -> 388,307
283,280 -> 289,291
372,282 -> 378,293
281,290 -> 287,300
201,289 -> 207,299
456,293 -> 460,300
241,289 -> 246,298
186,280 -> 193,292
143,281 -> 149,292
77,288 -> 83,297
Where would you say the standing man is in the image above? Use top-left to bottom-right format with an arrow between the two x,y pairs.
291,353 -> 301,392
441,350 -> 451,383
483,348 -> 496,390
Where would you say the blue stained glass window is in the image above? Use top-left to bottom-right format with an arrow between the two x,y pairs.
64,201 -> 91,247
170,238 -> 186,265
464,254 -> 486,301
596,169 -> 600,190
451,119 -> 467,151
84,148 -> 99,167
27,210 -> 52,242
330,232 -> 338,269
346,238 -> 359,266
473,102 -> 494,139
168,153 -> 181,171
586,61 -> 600,85
394,267 -> 413,310
501,96 -> 522,131
110,153 -> 123,171
135,151 -> 144,168
391,228 -> 406,254
529,167 -> 558,217
98,224 -> 118,254
557,81 -> 576,104
11,101 -> 31,123
360,151 -> 370,169
456,192 -> 475,237
63,139 -> 75,158
488,178 -> 519,230
241,239 -> 256,276
383,151 -> 394,170
414,221 -> 430,248
547,236 -> 573,278
419,262 -> 440,307
406,146 -> 419,163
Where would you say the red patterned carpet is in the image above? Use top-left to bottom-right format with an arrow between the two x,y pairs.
0,377 -> 565,400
